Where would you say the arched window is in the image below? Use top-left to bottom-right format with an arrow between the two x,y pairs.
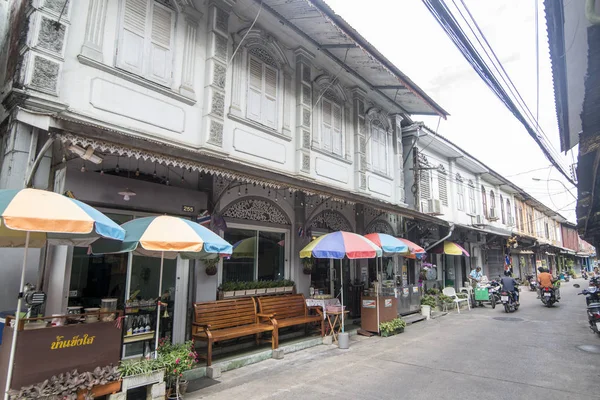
506,199 -> 512,226
481,186 -> 488,218
456,174 -> 465,211
247,48 -> 279,128
468,180 -> 476,214
500,194 -> 505,224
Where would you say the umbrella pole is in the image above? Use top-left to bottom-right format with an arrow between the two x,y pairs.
155,251 -> 164,353
340,259 -> 344,334
376,257 -> 380,334
4,231 -> 30,400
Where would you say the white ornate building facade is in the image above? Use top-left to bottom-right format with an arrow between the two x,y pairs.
0,0 -> 448,344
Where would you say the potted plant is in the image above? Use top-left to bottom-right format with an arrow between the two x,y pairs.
276,280 -> 286,293
379,318 -> 406,337
157,337 -> 198,399
283,279 -> 295,293
204,258 -> 218,276
437,294 -> 454,311
266,280 -> 278,294
245,281 -> 257,296
118,358 -> 165,392
302,258 -> 314,275
255,281 -> 267,295
220,282 -> 235,298
234,282 -> 246,297
420,295 -> 436,319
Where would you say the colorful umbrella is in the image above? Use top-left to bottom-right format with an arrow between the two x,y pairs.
0,188 -> 125,400
91,215 -> 232,350
299,231 -> 382,259
430,241 -> 470,257
300,232 -> 382,337
396,237 -> 426,259
364,233 -> 409,255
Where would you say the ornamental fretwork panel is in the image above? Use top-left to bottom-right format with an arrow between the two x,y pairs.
365,219 -> 395,235
222,198 -> 290,225
308,210 -> 352,232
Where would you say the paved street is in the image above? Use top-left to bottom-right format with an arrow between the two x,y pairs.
189,280 -> 600,400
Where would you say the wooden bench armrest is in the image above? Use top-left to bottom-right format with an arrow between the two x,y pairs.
307,306 -> 323,316
193,322 -> 211,330
257,312 -> 276,320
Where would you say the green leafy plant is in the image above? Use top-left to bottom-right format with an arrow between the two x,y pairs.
456,293 -> 468,299
426,288 -> 440,296
204,258 -> 219,276
438,294 -> 454,305
379,318 -> 406,337
118,358 -> 165,378
420,295 -> 437,308
157,336 -> 198,391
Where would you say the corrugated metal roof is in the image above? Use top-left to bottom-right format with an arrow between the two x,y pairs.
259,0 -> 448,117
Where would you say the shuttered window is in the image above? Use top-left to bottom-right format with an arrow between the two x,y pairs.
456,174 -> 465,211
247,56 -> 278,128
500,195 -> 505,224
438,170 -> 448,206
420,170 -> 431,213
506,199 -> 512,225
468,181 -> 476,214
372,123 -> 388,174
322,99 -> 343,156
117,0 -> 175,86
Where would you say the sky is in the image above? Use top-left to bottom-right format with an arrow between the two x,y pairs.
326,0 -> 578,223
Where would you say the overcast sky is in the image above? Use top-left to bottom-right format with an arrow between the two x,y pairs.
326,0 -> 577,222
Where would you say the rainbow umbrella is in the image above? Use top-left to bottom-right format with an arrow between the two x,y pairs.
300,232 -> 382,336
396,237 -> 426,259
92,215 -> 232,350
364,233 -> 409,255
0,188 -> 125,400
430,241 -> 470,257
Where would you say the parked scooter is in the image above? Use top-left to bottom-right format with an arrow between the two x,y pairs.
540,287 -> 557,307
578,288 -> 600,335
526,275 -> 538,291
500,289 -> 519,313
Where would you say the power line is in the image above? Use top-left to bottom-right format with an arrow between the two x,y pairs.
421,0 -> 574,185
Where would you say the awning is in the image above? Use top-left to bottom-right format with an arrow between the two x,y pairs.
430,241 -> 470,257
515,250 -> 534,255
456,223 -> 513,238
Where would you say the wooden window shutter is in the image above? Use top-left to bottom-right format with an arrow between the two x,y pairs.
117,0 -> 148,75
148,3 -> 174,85
332,104 -> 342,156
438,172 -> 448,206
322,100 -> 332,150
263,65 -> 278,128
247,57 -> 263,122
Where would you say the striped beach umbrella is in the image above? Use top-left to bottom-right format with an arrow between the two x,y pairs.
0,188 -> 125,400
300,231 -> 382,335
91,215 -> 232,350
363,233 -> 409,255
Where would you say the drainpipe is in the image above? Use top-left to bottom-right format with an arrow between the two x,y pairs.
24,134 -> 56,188
425,223 -> 455,251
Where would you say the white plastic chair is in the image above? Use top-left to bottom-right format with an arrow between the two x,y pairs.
443,287 -> 470,314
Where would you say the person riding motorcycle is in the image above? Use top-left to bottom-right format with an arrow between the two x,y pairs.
500,270 -> 519,305
538,268 -> 560,300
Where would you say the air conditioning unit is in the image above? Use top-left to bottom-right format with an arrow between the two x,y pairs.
488,208 -> 498,221
428,199 -> 442,215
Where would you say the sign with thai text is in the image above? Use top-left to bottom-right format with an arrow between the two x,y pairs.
362,300 -> 376,309
384,299 -> 392,308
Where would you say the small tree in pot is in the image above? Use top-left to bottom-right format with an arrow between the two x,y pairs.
158,336 -> 198,399
204,258 -> 219,276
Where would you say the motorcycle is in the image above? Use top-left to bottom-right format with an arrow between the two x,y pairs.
540,287 -> 557,307
500,289 -> 519,313
527,275 -> 538,292
578,288 -> 600,335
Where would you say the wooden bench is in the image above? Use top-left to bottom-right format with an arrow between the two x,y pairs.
192,298 -> 277,366
256,294 -> 324,338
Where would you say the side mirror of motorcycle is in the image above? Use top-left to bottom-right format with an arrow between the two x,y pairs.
573,284 -> 581,288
